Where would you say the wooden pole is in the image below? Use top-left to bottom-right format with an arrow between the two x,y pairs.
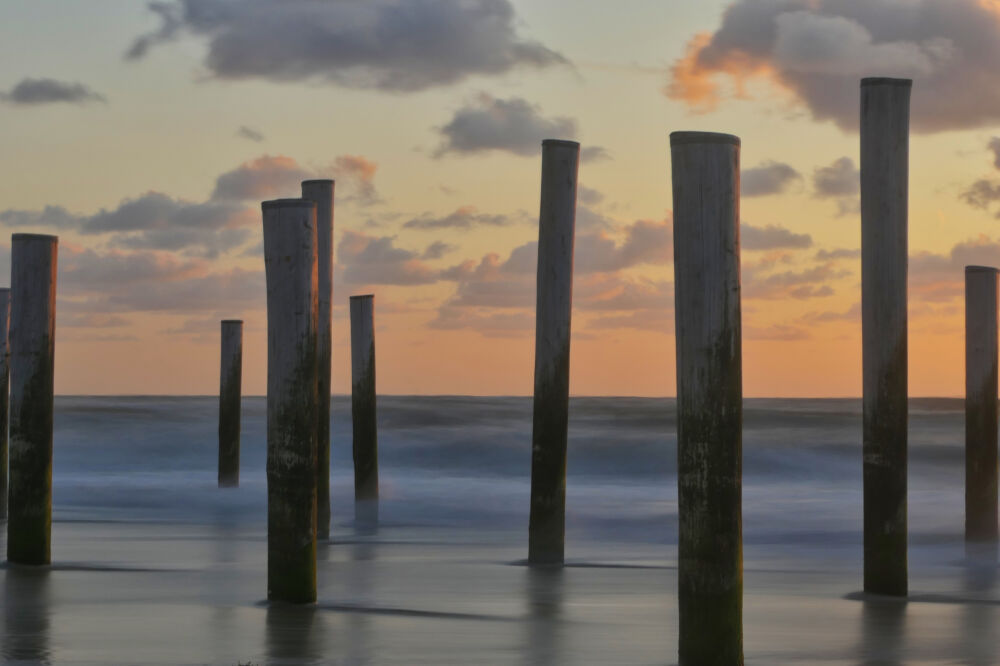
0,288 -> 9,522
263,199 -> 318,603
965,265 -> 999,543
218,319 -> 243,488
349,294 -> 378,528
861,77 -> 911,596
301,179 -> 333,540
7,234 -> 58,565
528,139 -> 579,566
670,131 -> 743,666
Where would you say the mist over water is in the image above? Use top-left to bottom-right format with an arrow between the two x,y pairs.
0,396 -> 993,664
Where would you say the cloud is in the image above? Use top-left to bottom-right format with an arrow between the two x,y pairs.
211,155 -> 311,201
0,78 -> 106,105
236,125 -> 265,142
744,260 -> 847,300
813,156 -> 859,215
741,223 -> 811,251
330,155 -> 381,206
803,302 -> 861,323
581,146 -> 612,162
435,95 -> 576,157
127,0 -> 566,92
403,205 -> 511,230
666,0 -> 1000,133
742,161 -> 801,197
337,230 -> 439,286
421,240 -> 457,260
744,324 -> 809,341
960,139 -> 1000,216
429,307 -> 534,337
0,192 -> 253,258
815,247 -> 860,261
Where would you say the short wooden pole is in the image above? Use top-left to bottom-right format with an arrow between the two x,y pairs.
0,288 -> 9,522
965,266 -> 999,543
670,131 -> 743,666
218,319 -> 243,488
263,199 -> 319,603
7,234 -> 58,565
861,77 -> 911,596
349,294 -> 378,528
301,179 -> 334,540
528,139 -> 579,566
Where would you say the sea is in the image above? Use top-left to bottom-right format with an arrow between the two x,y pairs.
0,396 -> 996,665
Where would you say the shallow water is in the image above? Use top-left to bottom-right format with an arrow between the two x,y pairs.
0,396 -> 997,664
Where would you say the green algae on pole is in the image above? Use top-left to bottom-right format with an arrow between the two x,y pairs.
218,319 -> 243,488
349,294 -> 378,528
301,179 -> 334,540
670,131 -> 743,666
965,266 -> 999,543
861,77 -> 911,597
7,234 -> 58,565
0,288 -> 9,521
528,139 -> 580,566
263,199 -> 319,604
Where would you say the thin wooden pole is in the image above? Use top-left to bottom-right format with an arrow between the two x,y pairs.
861,77 -> 911,596
7,233 -> 58,565
349,294 -> 378,528
670,131 -> 743,666
965,265 -> 999,543
528,139 -> 579,566
218,319 -> 243,488
263,199 -> 318,603
0,288 -> 9,522
301,179 -> 334,540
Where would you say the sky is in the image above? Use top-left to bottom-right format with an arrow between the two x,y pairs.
2,0 -> 1000,397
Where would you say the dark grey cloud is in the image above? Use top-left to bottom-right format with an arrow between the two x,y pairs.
429,307 -> 534,337
421,241 -> 457,260
577,186 -> 604,206
403,206 -> 510,230
803,302 -> 861,323
815,247 -> 860,261
236,125 -> 265,142
435,95 -> 576,157
0,192 -> 252,258
0,205 -> 81,229
668,0 -> 1000,133
337,230 -> 439,286
813,156 -> 859,215
741,223 -> 811,251
127,0 -> 565,92
744,261 -> 846,300
960,139 -> 1000,216
581,146 -> 612,163
211,155 -> 310,201
742,161 -> 801,197
0,77 -> 106,105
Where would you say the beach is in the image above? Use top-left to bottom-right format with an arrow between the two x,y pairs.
0,396 -> 996,665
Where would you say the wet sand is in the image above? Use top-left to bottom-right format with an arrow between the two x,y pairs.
1,520 -> 998,665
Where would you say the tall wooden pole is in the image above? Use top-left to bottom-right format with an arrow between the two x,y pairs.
0,288 -> 9,522
528,139 -> 579,566
670,131 -> 743,666
263,199 -> 318,603
861,77 -> 911,596
301,179 -> 333,540
218,319 -> 243,488
7,233 -> 58,565
965,266 -> 999,543
349,294 -> 378,527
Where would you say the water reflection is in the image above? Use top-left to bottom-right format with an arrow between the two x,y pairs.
523,567 -> 564,666
2,565 -> 52,664
960,545 -> 999,666
265,603 -> 319,666
857,596 -> 906,666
